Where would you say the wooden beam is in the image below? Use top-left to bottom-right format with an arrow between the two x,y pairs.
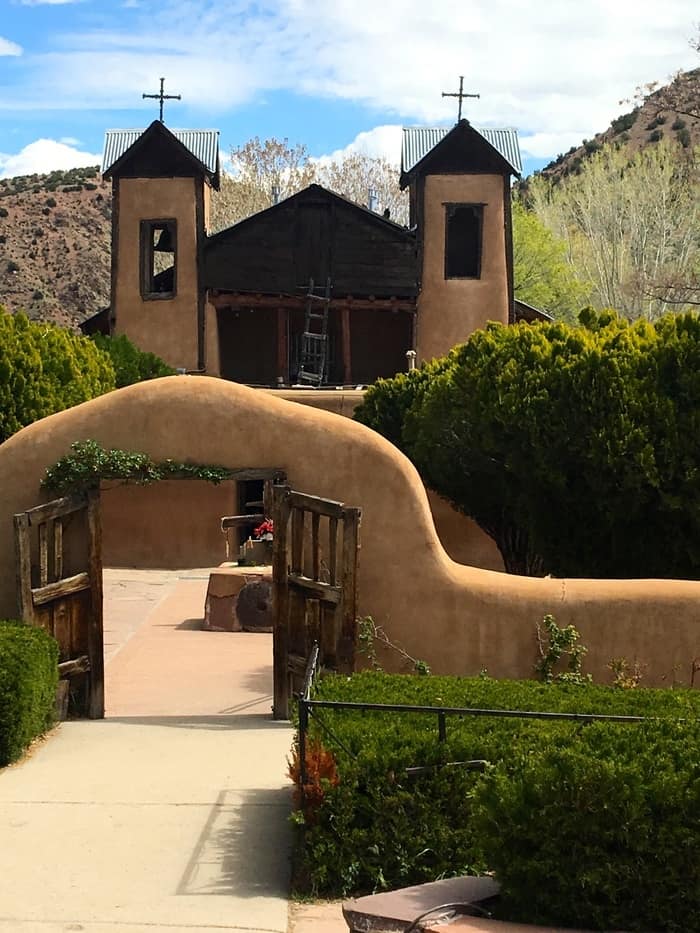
221,513 -> 264,530
58,655 -> 90,678
338,507 -> 361,674
32,572 -> 90,606
39,522 -> 49,587
209,290 -> 416,314
24,494 -> 87,525
272,484 -> 292,720
86,489 -> 105,719
287,490 -> 345,519
341,306 -> 352,385
288,574 -> 342,605
54,519 -> 63,582
13,513 -> 35,625
276,307 -> 287,384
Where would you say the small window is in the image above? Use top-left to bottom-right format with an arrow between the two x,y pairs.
444,204 -> 483,279
140,219 -> 177,299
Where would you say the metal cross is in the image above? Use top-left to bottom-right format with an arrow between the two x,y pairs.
142,77 -> 182,123
442,76 -> 480,122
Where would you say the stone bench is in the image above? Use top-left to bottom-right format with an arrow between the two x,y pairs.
204,564 -> 273,632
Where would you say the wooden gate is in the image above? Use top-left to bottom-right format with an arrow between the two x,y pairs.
13,490 -> 104,719
271,484 -> 361,719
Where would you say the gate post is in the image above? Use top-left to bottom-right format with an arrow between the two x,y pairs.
272,484 -> 292,719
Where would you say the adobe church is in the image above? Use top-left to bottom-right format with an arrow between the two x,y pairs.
87,113 -> 530,385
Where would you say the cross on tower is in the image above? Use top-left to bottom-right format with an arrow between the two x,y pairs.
142,77 -> 181,123
442,76 -> 480,122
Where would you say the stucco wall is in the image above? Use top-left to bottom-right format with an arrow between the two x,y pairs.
1,377 -> 698,685
101,479 -> 236,568
416,174 -> 508,363
113,177 -> 201,371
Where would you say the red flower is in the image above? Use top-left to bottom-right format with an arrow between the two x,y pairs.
254,518 -> 274,539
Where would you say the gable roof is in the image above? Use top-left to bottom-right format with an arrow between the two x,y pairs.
401,122 -> 521,184
102,122 -> 220,184
207,182 -> 414,245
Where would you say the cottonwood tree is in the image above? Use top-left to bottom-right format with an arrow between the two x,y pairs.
511,200 -> 590,321
528,140 -> 699,317
210,137 -> 315,232
209,136 -> 409,232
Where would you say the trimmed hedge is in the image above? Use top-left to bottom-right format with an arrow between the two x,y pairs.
0,620 -> 58,766
473,721 -> 700,932
293,671 -> 700,929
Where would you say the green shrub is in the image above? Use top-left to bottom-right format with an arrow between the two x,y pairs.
43,439 -> 239,495
293,672 -> 700,898
472,721 -> 700,932
91,333 -> 175,388
0,309 -> 115,443
0,620 -> 58,766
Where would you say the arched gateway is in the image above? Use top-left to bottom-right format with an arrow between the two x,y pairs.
1,377 -> 699,709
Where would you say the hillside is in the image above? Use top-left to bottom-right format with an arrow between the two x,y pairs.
540,68 -> 700,183
0,166 -> 111,328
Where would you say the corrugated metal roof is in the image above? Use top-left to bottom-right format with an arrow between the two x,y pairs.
102,128 -> 220,175
402,125 -> 522,176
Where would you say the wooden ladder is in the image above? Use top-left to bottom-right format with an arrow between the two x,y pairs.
297,277 -> 331,386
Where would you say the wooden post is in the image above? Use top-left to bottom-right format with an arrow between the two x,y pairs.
39,522 -> 49,587
338,507 -> 361,673
54,519 -> 63,581
277,307 -> 288,384
86,489 -> 104,719
13,513 -> 35,625
341,306 -> 352,385
272,485 -> 292,719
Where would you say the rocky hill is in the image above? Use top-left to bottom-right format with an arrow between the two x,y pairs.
539,68 -> 700,183
0,166 -> 111,328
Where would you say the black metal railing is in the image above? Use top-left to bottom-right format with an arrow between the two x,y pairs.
294,643 -> 689,807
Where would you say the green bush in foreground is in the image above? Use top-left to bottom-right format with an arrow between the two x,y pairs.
293,671 -> 700,920
473,722 -> 700,932
0,621 -> 58,766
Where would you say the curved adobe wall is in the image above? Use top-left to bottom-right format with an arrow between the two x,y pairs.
0,376 -> 698,685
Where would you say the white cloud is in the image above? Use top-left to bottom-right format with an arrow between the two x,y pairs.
0,36 -> 22,56
59,136 -> 80,145
3,0 -> 699,163
19,1 -> 85,5
0,138 -> 102,179
314,126 -> 402,166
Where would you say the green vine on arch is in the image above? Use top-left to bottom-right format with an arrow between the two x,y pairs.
42,440 -> 238,496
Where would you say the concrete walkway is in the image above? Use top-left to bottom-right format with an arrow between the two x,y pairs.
0,568 -> 294,933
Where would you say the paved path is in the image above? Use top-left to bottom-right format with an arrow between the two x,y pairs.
0,569 -> 294,933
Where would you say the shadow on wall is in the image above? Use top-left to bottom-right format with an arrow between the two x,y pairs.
1,376 -> 699,685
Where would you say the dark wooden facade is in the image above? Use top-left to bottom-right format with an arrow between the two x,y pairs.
204,185 -> 418,385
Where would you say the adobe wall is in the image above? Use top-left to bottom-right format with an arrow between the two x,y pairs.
0,376 -> 698,686
100,480 -> 236,568
416,174 -> 509,363
113,177 -> 201,371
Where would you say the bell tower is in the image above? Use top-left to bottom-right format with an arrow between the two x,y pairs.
102,120 -> 220,371
400,120 -> 520,363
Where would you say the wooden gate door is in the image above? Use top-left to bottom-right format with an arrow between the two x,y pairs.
271,484 -> 361,719
14,490 -> 104,719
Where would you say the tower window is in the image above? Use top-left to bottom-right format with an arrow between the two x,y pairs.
444,204 -> 483,279
140,219 -> 177,299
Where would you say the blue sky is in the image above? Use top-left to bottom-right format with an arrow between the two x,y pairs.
0,0 -> 697,180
